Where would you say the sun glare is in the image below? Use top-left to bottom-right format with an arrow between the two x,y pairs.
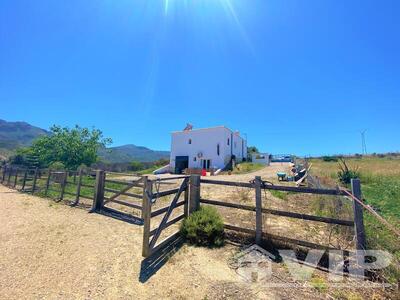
161,0 -> 254,53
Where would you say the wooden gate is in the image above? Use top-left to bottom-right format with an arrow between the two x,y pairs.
100,172 -> 144,218
142,176 -> 190,257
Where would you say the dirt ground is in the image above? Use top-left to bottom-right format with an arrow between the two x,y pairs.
150,162 -> 292,183
0,165 -> 395,299
0,185 -> 243,299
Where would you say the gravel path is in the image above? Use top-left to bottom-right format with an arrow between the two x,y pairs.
0,185 -> 245,299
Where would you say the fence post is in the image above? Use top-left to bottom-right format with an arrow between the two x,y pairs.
73,169 -> 83,206
59,171 -> 67,200
21,169 -> 28,191
351,178 -> 366,251
189,175 -> 201,214
184,180 -> 189,217
1,166 -> 6,183
31,168 -> 39,193
13,168 -> 18,188
255,176 -> 263,245
142,176 -> 152,257
45,169 -> 52,196
91,170 -> 105,212
7,167 -> 12,186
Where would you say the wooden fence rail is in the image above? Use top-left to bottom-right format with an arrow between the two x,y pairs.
198,176 -> 365,251
0,166 -> 97,205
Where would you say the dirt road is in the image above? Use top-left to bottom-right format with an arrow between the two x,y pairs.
0,185 -> 278,299
150,162 -> 292,182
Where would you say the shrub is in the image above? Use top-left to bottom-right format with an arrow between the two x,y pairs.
180,206 -> 225,247
49,161 -> 65,170
130,161 -> 145,171
78,163 -> 88,172
337,158 -> 360,185
310,276 -> 327,293
322,155 -> 338,162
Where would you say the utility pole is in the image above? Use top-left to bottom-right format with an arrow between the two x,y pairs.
361,130 -> 367,155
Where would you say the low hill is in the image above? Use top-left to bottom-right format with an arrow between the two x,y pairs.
98,144 -> 169,163
0,119 -> 49,157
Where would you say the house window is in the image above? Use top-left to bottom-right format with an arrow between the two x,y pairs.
217,144 -> 220,156
202,159 -> 211,169
193,157 -> 196,162
227,138 -> 230,146
188,139 -> 192,144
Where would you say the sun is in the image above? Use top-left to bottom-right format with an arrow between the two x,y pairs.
161,0 -> 253,52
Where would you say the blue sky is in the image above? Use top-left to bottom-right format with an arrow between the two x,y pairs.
1,0 -> 399,156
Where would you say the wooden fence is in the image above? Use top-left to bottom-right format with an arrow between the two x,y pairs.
0,166 -> 97,206
197,176 -> 365,251
0,166 -> 366,258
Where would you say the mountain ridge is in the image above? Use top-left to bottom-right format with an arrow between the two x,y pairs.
99,144 -> 170,163
0,119 -> 170,162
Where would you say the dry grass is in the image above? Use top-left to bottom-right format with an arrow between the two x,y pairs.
310,156 -> 400,180
309,155 -> 400,283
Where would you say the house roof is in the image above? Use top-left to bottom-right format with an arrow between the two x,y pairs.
171,126 -> 243,138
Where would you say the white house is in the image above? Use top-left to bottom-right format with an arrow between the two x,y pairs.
251,153 -> 270,165
170,126 -> 247,174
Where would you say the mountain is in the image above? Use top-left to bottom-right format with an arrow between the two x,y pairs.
0,119 -> 49,158
0,119 -> 169,162
98,144 -> 170,163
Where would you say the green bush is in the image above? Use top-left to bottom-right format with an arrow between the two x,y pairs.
130,161 -> 145,171
78,163 -> 88,172
180,206 -> 225,247
49,161 -> 65,170
322,155 -> 338,162
337,158 -> 360,184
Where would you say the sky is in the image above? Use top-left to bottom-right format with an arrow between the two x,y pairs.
0,0 -> 399,156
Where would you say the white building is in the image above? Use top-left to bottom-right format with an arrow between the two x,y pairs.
251,153 -> 270,165
170,126 -> 247,174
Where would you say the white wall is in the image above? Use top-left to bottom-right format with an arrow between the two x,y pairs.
251,153 -> 270,165
170,126 -> 247,172
231,131 -> 247,162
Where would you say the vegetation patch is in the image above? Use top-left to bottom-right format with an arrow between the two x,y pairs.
180,206 -> 225,247
310,275 -> 327,293
231,162 -> 264,174
270,190 -> 292,201
337,158 -> 360,185
310,155 -> 400,283
322,155 -> 339,162
9,125 -> 111,170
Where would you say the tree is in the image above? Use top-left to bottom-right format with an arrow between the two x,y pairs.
130,161 -> 145,171
247,146 -> 259,154
10,148 -> 40,168
15,125 -> 111,170
154,158 -> 169,166
49,161 -> 65,170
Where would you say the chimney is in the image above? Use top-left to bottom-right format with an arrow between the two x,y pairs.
183,123 -> 193,131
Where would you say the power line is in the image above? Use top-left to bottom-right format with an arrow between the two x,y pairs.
361,130 -> 367,155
